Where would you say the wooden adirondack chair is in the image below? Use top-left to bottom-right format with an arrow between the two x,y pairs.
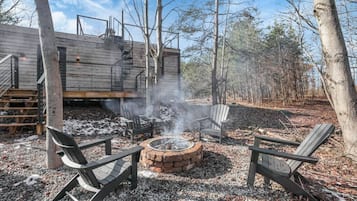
47,126 -> 143,201
247,124 -> 335,201
121,104 -> 153,143
197,104 -> 230,143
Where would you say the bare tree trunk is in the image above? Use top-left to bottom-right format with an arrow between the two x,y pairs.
211,0 -> 219,105
314,0 -> 357,160
153,0 -> 163,84
219,0 -> 230,104
35,0 -> 63,169
144,0 -> 152,108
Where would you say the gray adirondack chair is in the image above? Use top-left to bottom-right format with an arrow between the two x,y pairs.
47,126 -> 143,201
197,104 -> 230,143
121,104 -> 154,143
247,124 -> 335,201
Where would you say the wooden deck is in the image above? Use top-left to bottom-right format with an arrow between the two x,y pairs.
63,91 -> 143,99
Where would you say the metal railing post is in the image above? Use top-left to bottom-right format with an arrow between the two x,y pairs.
10,56 -> 13,88
13,56 -> 19,88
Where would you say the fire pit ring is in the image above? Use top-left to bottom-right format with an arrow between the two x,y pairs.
148,137 -> 194,151
140,136 -> 203,173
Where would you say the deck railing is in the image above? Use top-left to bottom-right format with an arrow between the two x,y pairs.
37,73 -> 46,134
0,54 -> 18,97
135,70 -> 145,94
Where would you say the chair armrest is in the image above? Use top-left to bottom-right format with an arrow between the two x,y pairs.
221,119 -> 229,124
78,137 -> 112,150
57,137 -> 113,156
62,146 -> 144,170
123,119 -> 134,123
206,118 -> 221,128
196,116 -> 210,122
248,146 -> 318,163
254,135 -> 300,146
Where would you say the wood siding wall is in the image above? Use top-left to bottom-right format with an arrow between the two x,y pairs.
0,24 -> 180,93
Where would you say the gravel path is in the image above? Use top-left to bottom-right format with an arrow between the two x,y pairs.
0,104 -> 355,201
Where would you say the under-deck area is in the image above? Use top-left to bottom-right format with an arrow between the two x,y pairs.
63,90 -> 142,99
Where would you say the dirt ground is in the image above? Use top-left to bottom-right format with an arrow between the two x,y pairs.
225,99 -> 357,200
0,99 -> 356,201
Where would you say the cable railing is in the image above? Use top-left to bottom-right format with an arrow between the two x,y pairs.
0,54 -> 18,97
37,73 -> 46,132
135,70 -> 145,94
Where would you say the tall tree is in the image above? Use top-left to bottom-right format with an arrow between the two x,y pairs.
153,0 -> 163,84
124,0 -> 174,109
143,0 -> 152,108
314,0 -> 357,160
211,0 -> 219,104
0,0 -> 20,24
34,0 -> 63,168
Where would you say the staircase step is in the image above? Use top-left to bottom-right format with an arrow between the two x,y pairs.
3,94 -> 37,98
0,99 -> 38,103
6,89 -> 37,95
0,114 -> 38,118
0,122 -> 37,127
0,107 -> 38,110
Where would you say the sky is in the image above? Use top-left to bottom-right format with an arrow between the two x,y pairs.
7,0 -> 296,50
12,0 -> 292,30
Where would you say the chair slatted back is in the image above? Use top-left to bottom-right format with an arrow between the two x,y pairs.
287,124 -> 334,173
210,104 -> 229,130
47,126 -> 101,188
121,105 -> 142,129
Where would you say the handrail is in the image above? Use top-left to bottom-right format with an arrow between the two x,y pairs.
37,73 -> 45,85
0,54 -> 18,97
0,54 -> 12,63
110,13 -> 135,92
135,70 -> 145,91
37,72 -> 46,134
77,15 -> 109,37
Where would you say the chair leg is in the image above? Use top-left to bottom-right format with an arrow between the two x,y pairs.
131,155 -> 139,190
262,172 -> 318,201
52,174 -> 79,201
247,151 -> 259,187
91,188 -> 112,201
247,162 -> 257,187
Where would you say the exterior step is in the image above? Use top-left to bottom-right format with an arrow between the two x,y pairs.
4,88 -> 37,94
0,88 -> 44,135
0,99 -> 38,103
2,94 -> 37,98
0,122 -> 37,127
0,122 -> 43,135
0,107 -> 38,110
0,114 -> 38,118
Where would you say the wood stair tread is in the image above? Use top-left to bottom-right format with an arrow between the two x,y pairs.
0,122 -> 37,127
1,88 -> 45,135
0,107 -> 38,110
0,114 -> 38,118
0,99 -> 38,103
8,88 -> 37,91
3,94 -> 37,97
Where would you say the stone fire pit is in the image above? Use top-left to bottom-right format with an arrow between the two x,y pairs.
140,136 -> 203,173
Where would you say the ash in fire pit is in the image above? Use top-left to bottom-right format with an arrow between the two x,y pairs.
149,137 -> 194,151
140,136 -> 203,173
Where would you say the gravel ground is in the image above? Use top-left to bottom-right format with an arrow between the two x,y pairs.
0,103 -> 355,201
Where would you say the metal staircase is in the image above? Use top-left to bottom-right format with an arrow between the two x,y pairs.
77,14 -> 143,92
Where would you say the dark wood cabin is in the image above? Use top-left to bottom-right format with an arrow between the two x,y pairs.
0,23 -> 180,134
